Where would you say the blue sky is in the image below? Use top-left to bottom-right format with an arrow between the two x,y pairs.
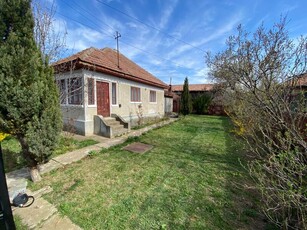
43,0 -> 307,85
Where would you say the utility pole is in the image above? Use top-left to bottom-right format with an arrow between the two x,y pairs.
114,31 -> 121,68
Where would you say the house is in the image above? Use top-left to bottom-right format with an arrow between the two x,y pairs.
289,73 -> 307,138
171,83 -> 225,114
171,84 -> 214,113
286,73 -> 307,109
290,72 -> 307,91
53,47 -> 168,137
172,84 -> 214,97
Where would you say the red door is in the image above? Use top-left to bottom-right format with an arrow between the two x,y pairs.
96,81 -> 110,117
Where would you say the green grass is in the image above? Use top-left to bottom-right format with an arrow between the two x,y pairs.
14,215 -> 29,230
30,115 -> 266,229
1,135 -> 98,173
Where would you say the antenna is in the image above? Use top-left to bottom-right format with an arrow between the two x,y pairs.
114,31 -> 121,68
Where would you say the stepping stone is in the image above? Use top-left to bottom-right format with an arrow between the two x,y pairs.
39,213 -> 82,230
122,142 -> 153,153
13,197 -> 57,229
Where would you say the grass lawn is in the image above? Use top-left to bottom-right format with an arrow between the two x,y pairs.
1,135 -> 98,173
30,115 -> 266,229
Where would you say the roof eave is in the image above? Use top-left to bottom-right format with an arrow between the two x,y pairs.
53,59 -> 168,89
78,60 -> 168,89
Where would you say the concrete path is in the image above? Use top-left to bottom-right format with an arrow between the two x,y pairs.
6,118 -> 177,229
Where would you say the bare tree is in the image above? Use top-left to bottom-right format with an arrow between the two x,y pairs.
32,0 -> 67,63
206,17 -> 307,229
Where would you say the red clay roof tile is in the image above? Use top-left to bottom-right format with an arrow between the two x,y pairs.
172,84 -> 214,92
53,47 -> 167,88
296,73 -> 307,86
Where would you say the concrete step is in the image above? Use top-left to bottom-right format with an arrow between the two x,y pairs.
111,124 -> 124,129
103,118 -> 121,126
13,196 -> 57,229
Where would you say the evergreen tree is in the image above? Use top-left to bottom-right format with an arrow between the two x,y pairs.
0,0 -> 62,181
180,77 -> 192,115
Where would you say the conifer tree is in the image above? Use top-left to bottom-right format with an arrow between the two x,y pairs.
180,77 -> 192,115
0,0 -> 62,181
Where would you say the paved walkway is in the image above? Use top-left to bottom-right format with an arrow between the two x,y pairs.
6,118 -> 177,229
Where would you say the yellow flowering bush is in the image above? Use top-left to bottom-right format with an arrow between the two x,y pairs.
0,132 -> 10,142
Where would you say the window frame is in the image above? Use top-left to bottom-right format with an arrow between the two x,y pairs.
87,78 -> 95,106
68,77 -> 83,105
130,86 -> 141,102
57,79 -> 67,105
149,90 -> 157,103
112,82 -> 117,105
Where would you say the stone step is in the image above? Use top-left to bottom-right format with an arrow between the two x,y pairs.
111,124 -> 124,129
13,196 -> 57,229
103,118 -> 121,126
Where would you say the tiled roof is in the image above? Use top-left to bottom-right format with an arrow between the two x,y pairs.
53,47 -> 167,88
296,73 -> 307,86
172,84 -> 214,92
285,73 -> 307,87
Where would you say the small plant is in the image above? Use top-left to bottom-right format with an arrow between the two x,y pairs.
88,150 -> 98,158
136,104 -> 144,126
63,118 -> 76,137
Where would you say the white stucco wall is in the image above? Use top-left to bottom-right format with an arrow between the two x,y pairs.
56,69 -> 165,135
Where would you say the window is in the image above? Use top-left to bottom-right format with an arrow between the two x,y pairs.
68,77 -> 83,105
131,86 -> 141,102
112,82 -> 117,105
57,79 -> 66,104
149,90 -> 156,102
88,78 -> 95,105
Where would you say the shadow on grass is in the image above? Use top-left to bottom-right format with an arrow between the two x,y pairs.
131,115 -> 267,229
219,116 -> 268,230
159,117 -> 265,229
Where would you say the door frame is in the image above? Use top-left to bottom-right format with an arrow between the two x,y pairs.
96,80 -> 110,117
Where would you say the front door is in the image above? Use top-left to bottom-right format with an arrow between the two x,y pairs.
96,81 -> 110,117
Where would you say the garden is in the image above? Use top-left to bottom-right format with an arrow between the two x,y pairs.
27,115 -> 269,229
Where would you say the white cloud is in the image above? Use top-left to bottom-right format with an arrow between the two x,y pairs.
158,0 -> 178,29
65,26 -> 106,51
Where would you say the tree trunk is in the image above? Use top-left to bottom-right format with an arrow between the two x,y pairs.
30,166 -> 42,182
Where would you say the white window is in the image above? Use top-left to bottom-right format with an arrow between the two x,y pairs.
57,79 -> 66,104
112,82 -> 117,105
68,77 -> 83,105
131,86 -> 141,102
149,90 -> 156,103
88,78 -> 95,105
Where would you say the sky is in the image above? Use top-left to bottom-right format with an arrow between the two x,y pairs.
40,0 -> 307,85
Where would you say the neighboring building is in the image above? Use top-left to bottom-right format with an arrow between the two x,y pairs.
172,84 -> 214,98
171,83 -> 225,114
164,85 -> 174,114
287,73 -> 307,108
172,84 -> 214,113
291,73 -> 307,91
53,47 -> 168,137
289,73 -> 307,138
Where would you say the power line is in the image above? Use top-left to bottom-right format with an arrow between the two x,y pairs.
50,2 -> 202,82
95,0 -> 206,53
65,0 -> 115,31
53,5 -> 191,70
